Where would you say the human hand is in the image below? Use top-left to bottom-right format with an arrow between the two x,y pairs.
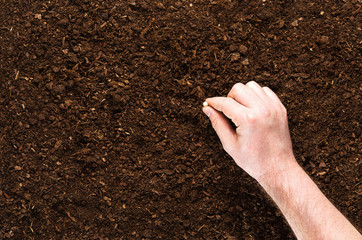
203,81 -> 299,181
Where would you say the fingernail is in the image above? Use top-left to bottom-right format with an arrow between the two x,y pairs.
202,107 -> 211,117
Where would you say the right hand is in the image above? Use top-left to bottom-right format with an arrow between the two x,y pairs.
203,81 -> 299,181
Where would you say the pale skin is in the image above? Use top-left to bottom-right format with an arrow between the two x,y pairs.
202,81 -> 361,240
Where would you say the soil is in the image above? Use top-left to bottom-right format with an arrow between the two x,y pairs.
0,0 -> 361,239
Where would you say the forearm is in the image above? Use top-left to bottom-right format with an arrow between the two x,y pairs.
258,159 -> 361,240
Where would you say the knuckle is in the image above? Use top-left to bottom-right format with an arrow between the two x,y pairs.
220,98 -> 231,111
231,83 -> 243,92
222,143 -> 234,154
262,109 -> 271,118
262,86 -> 270,92
233,82 -> 243,88
246,112 -> 258,124
211,117 -> 220,128
246,81 -> 257,87
257,106 -> 271,118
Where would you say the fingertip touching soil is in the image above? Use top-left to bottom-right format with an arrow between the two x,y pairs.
0,0 -> 361,239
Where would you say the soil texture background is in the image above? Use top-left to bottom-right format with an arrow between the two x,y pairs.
0,0 -> 361,239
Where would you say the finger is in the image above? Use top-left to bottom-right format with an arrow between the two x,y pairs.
203,106 -> 237,152
263,86 -> 287,114
246,81 -> 269,101
262,86 -> 282,104
227,82 -> 262,108
205,97 -> 248,127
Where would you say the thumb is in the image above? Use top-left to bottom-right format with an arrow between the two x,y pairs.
203,106 -> 237,151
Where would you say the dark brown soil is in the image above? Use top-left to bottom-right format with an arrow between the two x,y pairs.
0,0 -> 361,239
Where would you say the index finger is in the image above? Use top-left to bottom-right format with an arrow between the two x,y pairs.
206,97 -> 248,127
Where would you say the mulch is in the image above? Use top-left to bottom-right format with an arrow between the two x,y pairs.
0,0 -> 361,239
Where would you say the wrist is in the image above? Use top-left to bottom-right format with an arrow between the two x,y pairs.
256,156 -> 302,190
